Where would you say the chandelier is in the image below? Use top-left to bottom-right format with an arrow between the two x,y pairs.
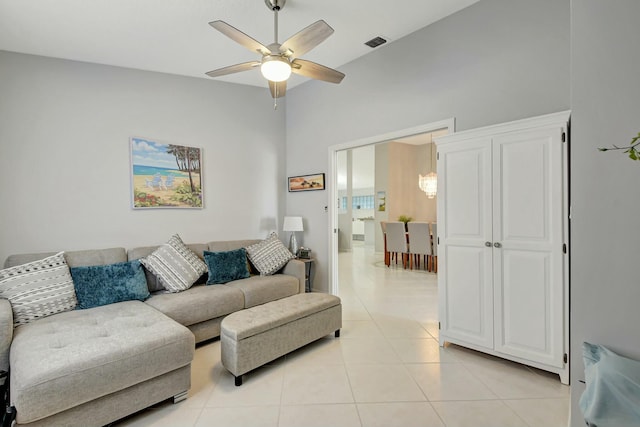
419,142 -> 437,198
419,172 -> 438,198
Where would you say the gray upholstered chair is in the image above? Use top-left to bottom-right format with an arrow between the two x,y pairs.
380,221 -> 390,266
430,223 -> 438,273
407,221 -> 431,270
385,221 -> 408,268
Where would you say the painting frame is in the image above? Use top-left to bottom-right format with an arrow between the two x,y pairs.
130,136 -> 204,209
377,191 -> 386,212
288,173 -> 326,192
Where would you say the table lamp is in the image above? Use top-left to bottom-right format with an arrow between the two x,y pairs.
282,216 -> 304,256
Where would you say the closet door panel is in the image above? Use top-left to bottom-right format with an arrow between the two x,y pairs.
438,138 -> 493,349
499,250 -> 551,355
492,127 -> 565,367
442,246 -> 493,347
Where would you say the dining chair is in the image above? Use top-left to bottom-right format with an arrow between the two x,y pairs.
407,222 -> 431,270
380,221 -> 390,266
385,221 -> 409,269
430,223 -> 438,273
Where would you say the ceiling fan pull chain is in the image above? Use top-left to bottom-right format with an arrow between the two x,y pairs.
273,82 -> 278,109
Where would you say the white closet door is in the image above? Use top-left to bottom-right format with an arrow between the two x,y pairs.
492,126 -> 565,367
438,138 -> 494,349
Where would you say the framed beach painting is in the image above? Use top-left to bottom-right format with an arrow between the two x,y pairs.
130,137 -> 203,209
288,173 -> 325,192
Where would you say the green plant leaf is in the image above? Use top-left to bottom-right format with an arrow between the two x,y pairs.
599,132 -> 640,163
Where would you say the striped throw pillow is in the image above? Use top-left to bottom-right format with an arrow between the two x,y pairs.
0,252 -> 78,326
139,234 -> 207,293
245,233 -> 294,276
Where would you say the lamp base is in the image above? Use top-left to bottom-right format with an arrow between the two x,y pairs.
289,233 -> 299,256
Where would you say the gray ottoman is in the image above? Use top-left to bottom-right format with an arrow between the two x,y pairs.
220,293 -> 342,385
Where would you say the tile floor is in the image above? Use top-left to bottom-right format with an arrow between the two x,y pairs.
115,242 -> 569,427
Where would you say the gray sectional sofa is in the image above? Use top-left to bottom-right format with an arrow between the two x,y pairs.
0,239 -> 306,427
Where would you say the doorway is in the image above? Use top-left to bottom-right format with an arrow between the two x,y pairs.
328,118 -> 455,295
336,146 -> 376,253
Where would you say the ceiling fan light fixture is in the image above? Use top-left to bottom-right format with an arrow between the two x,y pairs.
261,56 -> 291,82
206,2 -> 343,101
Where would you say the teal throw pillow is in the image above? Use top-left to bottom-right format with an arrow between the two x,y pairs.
204,248 -> 250,284
70,260 -> 150,309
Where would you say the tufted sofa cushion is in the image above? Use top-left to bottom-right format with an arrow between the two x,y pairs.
9,300 -> 194,424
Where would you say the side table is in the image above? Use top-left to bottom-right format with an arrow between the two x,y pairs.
298,258 -> 315,292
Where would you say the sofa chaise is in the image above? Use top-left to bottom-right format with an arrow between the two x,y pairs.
0,238 -> 305,427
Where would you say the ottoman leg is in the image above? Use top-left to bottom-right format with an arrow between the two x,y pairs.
235,375 -> 243,387
335,329 -> 340,338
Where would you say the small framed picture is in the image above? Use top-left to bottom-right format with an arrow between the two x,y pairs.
288,173 -> 325,192
377,191 -> 386,211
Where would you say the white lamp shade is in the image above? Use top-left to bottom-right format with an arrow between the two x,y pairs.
283,216 -> 304,232
261,57 -> 292,82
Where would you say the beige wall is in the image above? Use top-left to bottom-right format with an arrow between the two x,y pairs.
374,141 -> 437,252
415,143 -> 438,223
387,142 -> 437,223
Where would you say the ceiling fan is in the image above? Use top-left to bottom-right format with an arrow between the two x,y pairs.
205,0 -> 345,100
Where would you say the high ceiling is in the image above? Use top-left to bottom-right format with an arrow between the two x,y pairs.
0,0 -> 479,89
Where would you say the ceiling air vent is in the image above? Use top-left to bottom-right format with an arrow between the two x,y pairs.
365,36 -> 387,48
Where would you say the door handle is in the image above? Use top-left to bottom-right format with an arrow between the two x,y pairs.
485,242 -> 492,247
493,242 -> 502,248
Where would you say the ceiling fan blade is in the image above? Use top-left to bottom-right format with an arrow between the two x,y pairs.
206,61 -> 261,78
269,80 -> 287,98
280,20 -> 334,58
209,20 -> 271,55
291,59 -> 345,84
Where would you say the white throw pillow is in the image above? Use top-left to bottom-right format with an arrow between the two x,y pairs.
245,233 -> 294,276
0,252 -> 78,326
139,234 -> 207,293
